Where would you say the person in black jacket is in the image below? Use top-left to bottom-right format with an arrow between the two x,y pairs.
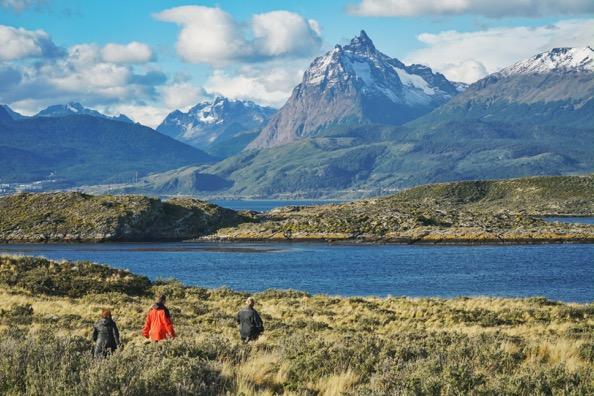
236,297 -> 264,342
92,309 -> 120,358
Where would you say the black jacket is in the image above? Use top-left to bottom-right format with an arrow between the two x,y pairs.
92,318 -> 120,357
236,307 -> 264,339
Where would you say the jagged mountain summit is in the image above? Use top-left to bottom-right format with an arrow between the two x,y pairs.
157,96 -> 276,156
35,102 -> 134,123
248,30 -> 461,149
497,47 -> 594,76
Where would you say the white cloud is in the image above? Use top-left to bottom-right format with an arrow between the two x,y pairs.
101,42 -> 154,64
0,24 -> 61,61
406,19 -> 594,83
161,82 -> 206,110
154,6 -> 321,65
252,11 -> 322,57
204,61 -> 307,107
1,0 -> 44,12
104,104 -> 171,129
1,39 -> 166,116
349,0 -> 594,18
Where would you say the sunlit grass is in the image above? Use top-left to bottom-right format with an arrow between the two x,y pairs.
0,254 -> 593,395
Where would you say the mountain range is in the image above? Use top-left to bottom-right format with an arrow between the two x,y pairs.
1,102 -> 135,124
101,37 -> 593,198
157,97 -> 275,157
1,32 -> 592,198
0,107 -> 214,185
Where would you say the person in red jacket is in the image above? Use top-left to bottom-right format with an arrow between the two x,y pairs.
142,294 -> 176,341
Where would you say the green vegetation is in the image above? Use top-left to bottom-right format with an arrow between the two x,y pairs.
2,175 -> 594,244
209,175 -> 594,243
113,117 -> 593,198
0,115 -> 214,185
0,192 -> 249,242
391,175 -> 594,216
1,255 -> 593,395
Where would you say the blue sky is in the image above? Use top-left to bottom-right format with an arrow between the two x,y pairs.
1,0 -> 593,126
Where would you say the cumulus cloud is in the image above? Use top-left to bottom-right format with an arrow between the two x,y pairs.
251,11 -> 322,57
161,82 -> 207,110
204,61 -> 307,107
101,42 -> 154,64
406,19 -> 594,83
154,6 -> 321,65
0,24 -> 62,61
1,0 -> 45,12
2,40 -> 166,117
349,0 -> 594,18
104,104 -> 171,129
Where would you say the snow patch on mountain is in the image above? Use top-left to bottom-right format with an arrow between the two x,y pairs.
35,102 -> 134,124
499,47 -> 594,77
300,30 -> 454,106
157,96 -> 275,153
248,31 -> 463,149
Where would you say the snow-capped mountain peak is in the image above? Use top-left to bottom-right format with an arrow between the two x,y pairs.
157,97 -> 276,153
248,31 -> 463,149
302,30 -> 457,104
498,47 -> 594,77
35,102 -> 134,123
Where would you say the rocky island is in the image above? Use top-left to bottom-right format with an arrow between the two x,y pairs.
1,175 -> 593,244
208,175 -> 594,244
0,192 -> 249,242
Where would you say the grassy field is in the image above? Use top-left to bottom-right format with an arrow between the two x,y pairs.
0,254 -> 593,395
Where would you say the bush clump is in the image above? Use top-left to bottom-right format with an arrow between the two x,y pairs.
0,255 -> 150,297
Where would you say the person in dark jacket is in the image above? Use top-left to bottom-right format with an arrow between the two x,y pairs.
236,297 -> 264,342
92,309 -> 120,358
143,294 -> 176,341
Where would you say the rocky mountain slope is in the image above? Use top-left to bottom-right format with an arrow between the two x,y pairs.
0,109 -> 215,185
248,31 -> 460,149
415,47 -> 594,130
157,97 -> 275,156
0,192 -> 248,242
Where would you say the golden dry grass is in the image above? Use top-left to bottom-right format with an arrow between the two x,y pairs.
0,255 -> 593,395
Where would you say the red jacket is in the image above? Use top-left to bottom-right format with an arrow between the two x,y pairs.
142,303 -> 176,341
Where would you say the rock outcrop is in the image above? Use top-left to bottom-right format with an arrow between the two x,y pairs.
0,192 -> 248,242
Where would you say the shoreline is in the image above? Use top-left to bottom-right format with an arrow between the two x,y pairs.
0,253 -> 591,304
1,255 -> 592,393
2,236 -> 594,245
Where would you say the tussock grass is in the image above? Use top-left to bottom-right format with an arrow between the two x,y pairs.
0,254 -> 592,395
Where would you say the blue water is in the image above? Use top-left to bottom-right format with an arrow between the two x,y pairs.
211,199 -> 344,212
1,242 -> 592,303
544,217 -> 594,225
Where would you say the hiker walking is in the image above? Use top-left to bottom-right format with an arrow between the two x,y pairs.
236,297 -> 264,342
92,309 -> 120,357
143,294 -> 176,341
